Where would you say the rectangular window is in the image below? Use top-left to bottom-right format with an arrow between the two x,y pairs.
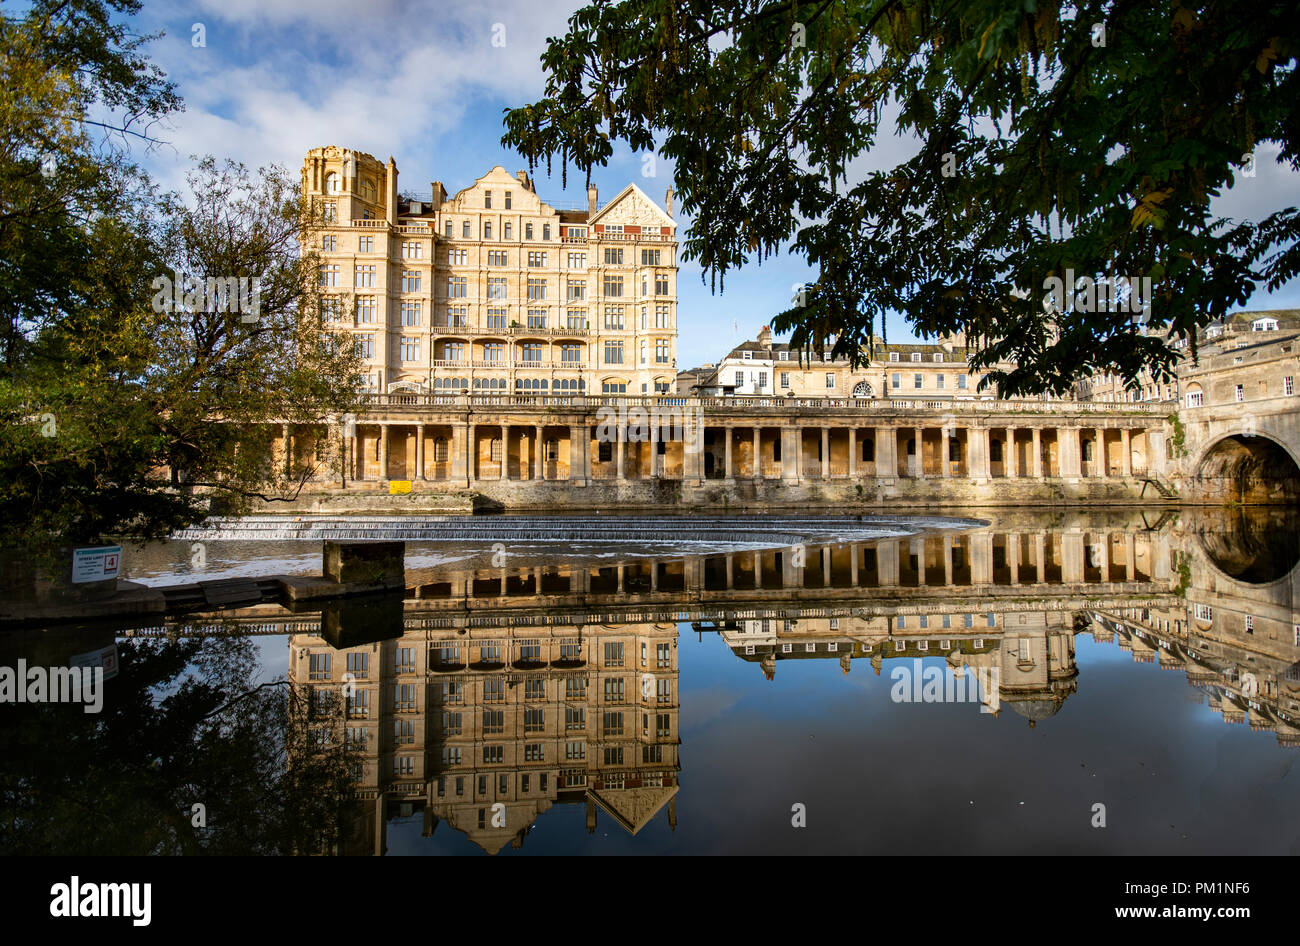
641,249 -> 661,266
568,280 -> 587,301
560,343 -> 582,363
322,234 -> 337,252
525,744 -> 544,762
656,340 -> 671,364
826,373 -> 835,389
655,273 -> 670,296
603,307 -> 625,330
484,190 -> 492,209
358,236 -> 373,253
447,276 -> 467,298
448,249 -> 467,266
462,221 -> 471,238
1235,384 -> 1244,402
308,653 -> 331,680
603,275 -> 624,297
914,373 -> 923,389
520,342 -> 543,363
400,301 -> 421,326
567,252 -> 587,268
604,641 -> 625,667
355,334 -> 374,359
486,307 -> 507,329
957,375 -> 968,390
527,278 -> 547,300
602,711 -> 624,736
892,372 -> 901,389
319,263 -> 339,287
1286,376 -> 1294,396
604,247 -> 624,265
528,251 -> 547,267
566,741 -> 585,760
400,336 -> 420,362
354,264 -> 375,288
346,652 -> 369,678
525,223 -> 534,240
483,745 -> 503,764
604,678 -> 626,703
488,250 -> 507,266
526,310 -> 547,329
604,340 -> 624,364
936,374 -> 945,389
401,240 -> 421,259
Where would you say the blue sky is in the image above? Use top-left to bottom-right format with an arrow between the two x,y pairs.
126,0 -> 1300,369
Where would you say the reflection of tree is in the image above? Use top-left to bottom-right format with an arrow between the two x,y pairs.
0,632 -> 357,855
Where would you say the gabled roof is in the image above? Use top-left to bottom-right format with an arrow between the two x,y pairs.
589,182 -> 675,227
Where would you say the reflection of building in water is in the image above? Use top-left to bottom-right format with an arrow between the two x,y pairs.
288,619 -> 680,854
1083,510 -> 1300,747
709,608 -> 1079,725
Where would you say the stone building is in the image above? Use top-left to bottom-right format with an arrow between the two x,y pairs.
301,146 -> 679,397
690,326 -> 1011,399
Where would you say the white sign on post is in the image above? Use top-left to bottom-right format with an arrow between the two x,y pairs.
71,546 -> 122,584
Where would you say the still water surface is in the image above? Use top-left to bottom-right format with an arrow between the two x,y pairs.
3,507 -> 1298,855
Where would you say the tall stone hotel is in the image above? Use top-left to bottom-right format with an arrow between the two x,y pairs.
302,146 -> 679,396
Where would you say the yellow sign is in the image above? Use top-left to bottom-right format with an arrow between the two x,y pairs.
389,480 -> 412,495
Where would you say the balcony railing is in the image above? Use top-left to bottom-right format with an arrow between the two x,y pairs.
357,393 -> 1165,414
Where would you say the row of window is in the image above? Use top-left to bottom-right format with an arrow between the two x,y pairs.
1184,376 -> 1294,407
734,371 -> 977,391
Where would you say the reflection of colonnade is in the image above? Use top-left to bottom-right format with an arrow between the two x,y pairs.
289,621 -> 680,855
404,527 -> 1172,601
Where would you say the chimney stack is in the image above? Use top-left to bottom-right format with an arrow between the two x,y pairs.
587,183 -> 598,216
385,156 -> 397,225
430,181 -> 446,206
516,170 -> 531,191
665,185 -> 674,217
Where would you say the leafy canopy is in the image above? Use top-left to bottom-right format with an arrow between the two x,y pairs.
503,0 -> 1300,395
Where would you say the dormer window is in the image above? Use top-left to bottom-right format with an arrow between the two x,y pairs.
889,352 -> 899,362
1252,318 -> 1279,332
911,352 -> 921,362
742,351 -> 752,360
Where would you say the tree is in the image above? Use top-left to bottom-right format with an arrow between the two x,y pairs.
0,631 -> 360,855
503,0 -> 1300,395
0,2 -> 361,548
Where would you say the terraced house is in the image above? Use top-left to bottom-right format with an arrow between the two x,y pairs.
302,146 -> 679,397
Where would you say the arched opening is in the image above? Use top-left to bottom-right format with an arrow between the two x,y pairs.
1189,507 -> 1300,584
852,380 -> 873,398
1196,434 -> 1300,505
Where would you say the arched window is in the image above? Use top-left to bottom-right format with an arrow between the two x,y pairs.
325,172 -> 340,194
852,381 -> 873,398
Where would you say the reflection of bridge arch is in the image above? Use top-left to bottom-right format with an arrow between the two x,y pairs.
1194,431 -> 1300,505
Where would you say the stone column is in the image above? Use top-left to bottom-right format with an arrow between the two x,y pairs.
686,414 -> 705,485
416,423 -> 426,480
850,545 -> 860,586
1032,428 -> 1042,479
1006,427 -> 1017,478
848,428 -> 858,478
379,424 -> 389,481
1062,532 -> 1085,583
726,554 -> 734,589
724,426 -> 734,480
616,421 -> 625,480
781,426 -> 799,482
568,425 -> 587,486
1121,428 -> 1132,477
820,427 -> 829,479
282,423 -> 292,476
943,536 -> 953,585
1036,533 -> 1046,583
970,426 -> 990,480
1009,533 -> 1021,584
1062,427 -> 1082,479
877,426 -> 895,482
752,427 -> 762,480
913,426 -> 923,477
1096,427 -> 1107,477
500,424 -> 509,480
1125,533 -> 1136,581
941,429 -> 951,478
650,423 -> 662,479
